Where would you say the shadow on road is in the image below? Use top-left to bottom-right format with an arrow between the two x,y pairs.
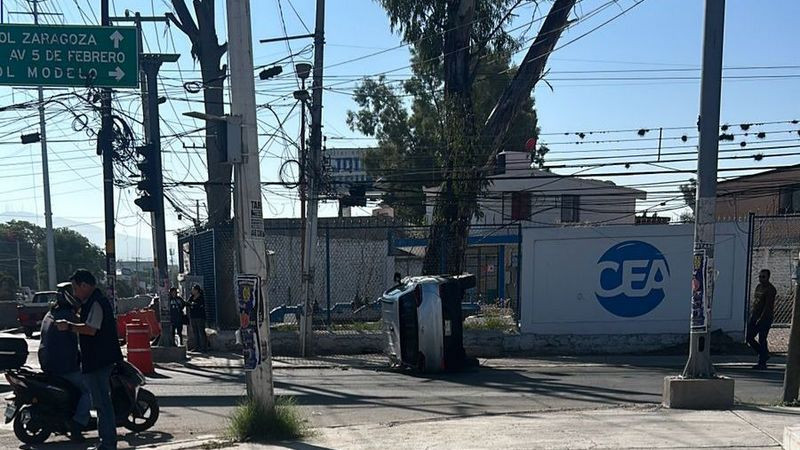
17,430 -> 174,450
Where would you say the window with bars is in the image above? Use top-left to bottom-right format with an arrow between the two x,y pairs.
511,192 -> 531,221
561,194 -> 580,223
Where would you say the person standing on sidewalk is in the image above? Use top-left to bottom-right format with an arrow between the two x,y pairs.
39,293 -> 90,442
56,269 -> 123,450
168,287 -> 187,346
747,269 -> 777,369
188,284 -> 208,352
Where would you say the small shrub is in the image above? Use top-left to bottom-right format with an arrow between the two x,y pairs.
226,396 -> 308,442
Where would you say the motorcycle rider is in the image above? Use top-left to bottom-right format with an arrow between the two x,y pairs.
38,290 -> 90,442
56,269 -> 123,450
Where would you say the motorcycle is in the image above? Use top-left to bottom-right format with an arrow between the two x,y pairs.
4,360 -> 160,444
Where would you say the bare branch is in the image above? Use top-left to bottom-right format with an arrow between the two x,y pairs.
169,0 -> 199,42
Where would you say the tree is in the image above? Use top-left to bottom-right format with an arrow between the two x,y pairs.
679,178 -> 697,221
0,221 -> 45,289
168,1 -> 230,226
36,228 -> 105,288
169,0 -> 236,328
362,0 -> 574,273
349,51 -> 547,225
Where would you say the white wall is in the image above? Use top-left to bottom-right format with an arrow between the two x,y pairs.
519,223 -> 748,335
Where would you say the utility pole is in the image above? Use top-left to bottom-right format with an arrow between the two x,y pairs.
112,10 -> 178,347
663,1 -> 732,410
26,0 -> 57,290
783,254 -> 800,403
299,0 -> 325,358
226,0 -> 274,408
682,0 -> 726,379
141,53 -> 179,347
100,0 -> 117,308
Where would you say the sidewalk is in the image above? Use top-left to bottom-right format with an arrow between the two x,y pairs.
157,404 -> 800,449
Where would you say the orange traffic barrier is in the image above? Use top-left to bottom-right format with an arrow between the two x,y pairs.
126,319 -> 154,375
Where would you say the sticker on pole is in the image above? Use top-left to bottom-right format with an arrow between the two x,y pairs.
691,250 -> 707,331
236,274 -> 262,370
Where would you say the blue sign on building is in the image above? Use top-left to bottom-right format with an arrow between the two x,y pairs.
595,240 -> 670,317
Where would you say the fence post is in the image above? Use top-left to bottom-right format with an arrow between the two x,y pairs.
744,212 -> 756,327
516,223 -> 522,322
326,225 -> 332,326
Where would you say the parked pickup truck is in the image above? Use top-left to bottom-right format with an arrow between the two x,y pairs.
17,291 -> 57,337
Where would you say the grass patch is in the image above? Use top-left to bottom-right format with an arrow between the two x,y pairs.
226,396 -> 309,443
201,440 -> 235,449
331,321 -> 382,332
464,306 -> 517,332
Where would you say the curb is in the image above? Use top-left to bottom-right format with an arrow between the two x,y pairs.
143,435 -> 233,450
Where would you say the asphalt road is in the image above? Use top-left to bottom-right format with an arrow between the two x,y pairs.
0,332 -> 787,449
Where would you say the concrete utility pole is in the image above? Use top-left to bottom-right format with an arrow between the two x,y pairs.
682,0 -> 725,379
29,0 -> 56,290
299,0 -> 325,357
664,0 -> 733,410
783,255 -> 800,403
141,53 -> 179,347
100,0 -> 117,308
226,0 -> 274,408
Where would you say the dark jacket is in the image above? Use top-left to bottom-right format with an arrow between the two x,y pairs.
188,294 -> 206,320
169,295 -> 186,325
39,307 -> 80,374
78,289 -> 123,373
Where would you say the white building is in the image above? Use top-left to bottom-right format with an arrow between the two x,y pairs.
425,151 -> 646,226
327,147 -> 372,185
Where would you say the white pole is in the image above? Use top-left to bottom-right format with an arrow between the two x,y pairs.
33,0 -> 56,289
226,0 -> 274,408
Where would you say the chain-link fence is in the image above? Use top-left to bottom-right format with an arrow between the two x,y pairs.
179,219 -> 522,357
747,214 -> 800,353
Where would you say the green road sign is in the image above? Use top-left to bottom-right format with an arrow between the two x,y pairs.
0,24 -> 138,88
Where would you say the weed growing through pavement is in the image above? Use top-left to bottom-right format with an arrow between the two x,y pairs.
226,396 -> 309,442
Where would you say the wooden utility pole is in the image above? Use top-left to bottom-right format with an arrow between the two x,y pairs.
783,256 -> 800,402
226,0 -> 274,408
300,0 -> 325,357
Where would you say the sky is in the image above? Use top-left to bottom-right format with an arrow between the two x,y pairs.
0,0 -> 798,261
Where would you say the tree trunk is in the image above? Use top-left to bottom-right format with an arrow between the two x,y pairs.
481,0 -> 576,167
169,0 -> 235,328
422,0 -> 476,275
423,0 -> 575,276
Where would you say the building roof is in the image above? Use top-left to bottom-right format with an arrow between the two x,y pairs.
718,163 -> 800,186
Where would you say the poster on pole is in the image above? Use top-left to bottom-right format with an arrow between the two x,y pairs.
235,274 -> 262,370
691,250 -> 707,331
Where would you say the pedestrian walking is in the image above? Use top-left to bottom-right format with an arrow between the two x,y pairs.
39,291 -> 90,442
168,287 -> 187,346
188,284 -> 208,352
56,269 -> 123,450
747,269 -> 777,369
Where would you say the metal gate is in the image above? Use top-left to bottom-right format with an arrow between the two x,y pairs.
746,214 -> 800,352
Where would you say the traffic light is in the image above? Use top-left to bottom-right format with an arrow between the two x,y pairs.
259,65 -> 283,80
134,144 -> 158,212
340,184 -> 367,207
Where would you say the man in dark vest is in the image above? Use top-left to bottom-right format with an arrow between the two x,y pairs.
39,292 -> 89,442
56,269 -> 123,450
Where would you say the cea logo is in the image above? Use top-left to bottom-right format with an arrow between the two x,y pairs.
595,240 -> 670,318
